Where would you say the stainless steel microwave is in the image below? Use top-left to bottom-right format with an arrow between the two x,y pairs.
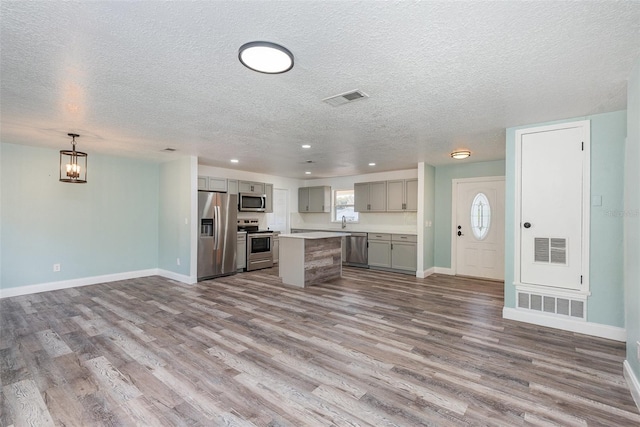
238,192 -> 266,212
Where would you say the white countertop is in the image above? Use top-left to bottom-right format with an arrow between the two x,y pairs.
279,232 -> 350,239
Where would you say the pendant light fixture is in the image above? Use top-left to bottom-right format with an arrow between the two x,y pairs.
238,41 -> 294,74
59,133 -> 87,183
450,150 -> 471,160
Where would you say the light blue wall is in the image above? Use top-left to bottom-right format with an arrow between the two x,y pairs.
158,156 -> 193,276
434,160 -> 506,269
0,143 -> 159,289
423,163 -> 435,270
505,110 -> 627,328
625,58 -> 640,381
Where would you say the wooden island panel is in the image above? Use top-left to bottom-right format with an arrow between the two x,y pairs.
279,232 -> 348,287
303,237 -> 342,285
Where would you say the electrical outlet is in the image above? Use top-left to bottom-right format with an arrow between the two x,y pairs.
176,258 -> 181,266
53,263 -> 61,272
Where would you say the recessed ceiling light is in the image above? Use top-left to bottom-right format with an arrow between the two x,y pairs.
368,162 -> 376,166
230,159 -> 239,163
301,144 -> 311,149
305,171 -> 311,175
238,41 -> 294,74
451,150 -> 471,160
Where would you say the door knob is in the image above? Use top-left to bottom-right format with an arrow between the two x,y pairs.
523,222 -> 531,229
457,230 -> 463,236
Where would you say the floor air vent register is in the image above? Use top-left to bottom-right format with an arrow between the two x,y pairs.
517,291 -> 586,320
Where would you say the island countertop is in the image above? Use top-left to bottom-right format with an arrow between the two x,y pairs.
279,232 -> 350,239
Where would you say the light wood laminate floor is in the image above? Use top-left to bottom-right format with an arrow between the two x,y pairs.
1,267 -> 638,426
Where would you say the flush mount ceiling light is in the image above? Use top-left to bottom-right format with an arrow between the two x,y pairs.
301,144 -> 311,149
230,159 -> 239,163
368,162 -> 376,166
59,133 -> 87,183
238,41 -> 294,74
451,150 -> 471,160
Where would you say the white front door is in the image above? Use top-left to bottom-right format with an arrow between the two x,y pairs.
454,178 -> 505,281
519,123 -> 586,289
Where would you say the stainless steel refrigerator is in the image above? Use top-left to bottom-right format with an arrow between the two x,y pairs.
198,191 -> 237,280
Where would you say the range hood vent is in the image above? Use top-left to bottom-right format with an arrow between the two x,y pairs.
322,89 -> 369,107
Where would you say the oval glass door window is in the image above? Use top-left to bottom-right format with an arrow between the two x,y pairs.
470,192 -> 491,240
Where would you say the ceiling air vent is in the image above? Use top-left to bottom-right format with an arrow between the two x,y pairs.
322,89 -> 369,107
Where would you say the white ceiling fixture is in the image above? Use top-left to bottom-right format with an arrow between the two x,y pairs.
305,171 -> 311,175
322,89 -> 369,107
368,162 -> 376,166
301,144 -> 311,149
230,159 -> 239,163
238,41 -> 294,74
451,150 -> 471,160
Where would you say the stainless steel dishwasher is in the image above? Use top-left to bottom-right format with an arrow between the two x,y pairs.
344,232 -> 368,267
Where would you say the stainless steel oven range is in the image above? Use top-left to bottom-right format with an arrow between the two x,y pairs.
237,219 -> 274,271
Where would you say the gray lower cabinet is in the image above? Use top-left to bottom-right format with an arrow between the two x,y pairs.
272,233 -> 279,264
368,233 -> 416,272
368,233 -> 392,268
237,232 -> 246,271
391,234 -> 417,271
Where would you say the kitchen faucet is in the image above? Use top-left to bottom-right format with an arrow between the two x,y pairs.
341,215 -> 347,229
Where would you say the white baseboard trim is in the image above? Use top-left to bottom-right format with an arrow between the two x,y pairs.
0,269 -> 159,299
416,267 -> 435,279
503,307 -> 626,341
434,267 -> 455,275
157,269 -> 196,285
624,360 -> 640,412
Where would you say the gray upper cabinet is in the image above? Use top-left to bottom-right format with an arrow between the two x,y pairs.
354,181 -> 387,212
264,183 -> 273,213
239,181 -> 265,194
309,186 -> 330,212
198,176 -> 228,192
227,179 -> 238,195
298,186 -> 331,213
298,187 -> 310,212
386,179 -> 418,211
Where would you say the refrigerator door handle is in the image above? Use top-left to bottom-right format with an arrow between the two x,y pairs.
215,205 -> 221,249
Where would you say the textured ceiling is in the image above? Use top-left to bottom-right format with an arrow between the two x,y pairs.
1,1 -> 639,178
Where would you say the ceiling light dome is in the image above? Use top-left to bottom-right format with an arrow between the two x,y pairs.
451,150 -> 471,160
238,41 -> 294,74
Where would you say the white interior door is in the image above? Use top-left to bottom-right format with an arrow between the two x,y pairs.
455,178 -> 505,280
266,188 -> 288,232
520,125 -> 585,289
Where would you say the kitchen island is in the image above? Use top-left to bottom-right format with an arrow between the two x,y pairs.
278,232 -> 349,287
